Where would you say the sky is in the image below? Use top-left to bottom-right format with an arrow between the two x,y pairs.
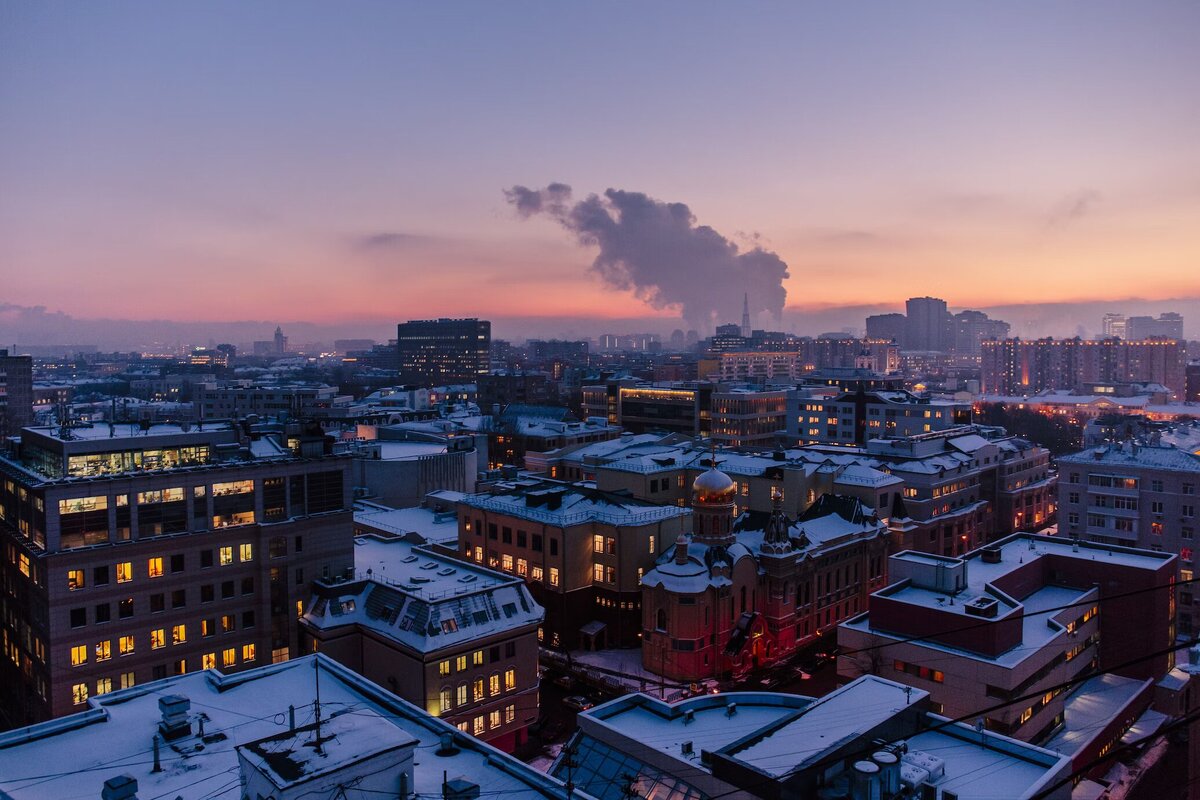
2,2 -> 1199,340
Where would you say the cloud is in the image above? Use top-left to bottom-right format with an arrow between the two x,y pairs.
350,232 -> 439,251
504,183 -> 790,330
1046,189 -> 1103,229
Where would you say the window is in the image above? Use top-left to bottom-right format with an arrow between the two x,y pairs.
200,550 -> 214,568
150,594 -> 165,613
516,558 -> 528,577
505,704 -> 515,724
119,635 -> 135,656
505,641 -> 515,658
221,614 -> 235,633
242,644 -> 256,662
505,668 -> 515,691
473,678 -> 484,702
489,673 -> 500,696
489,709 -> 501,729
219,546 -> 233,566
151,629 -> 166,649
67,569 -> 85,591
221,581 -> 234,599
95,640 -> 111,661
473,650 -> 484,666
116,562 -> 132,583
94,565 -> 110,586
96,677 -> 113,696
201,585 -> 214,603
473,716 -> 484,735
71,644 -> 88,666
70,607 -> 87,628
1152,480 -> 1164,493
550,568 -> 560,587
72,683 -> 88,705
242,611 -> 255,629
170,554 -> 185,573
649,535 -> 656,555
172,589 -> 186,609
592,564 -> 604,582
550,538 -> 558,556
440,688 -> 453,714
456,654 -> 468,672
457,684 -> 468,706
174,659 -> 187,675
172,624 -> 186,645
531,566 -> 544,582
439,660 -> 451,677
222,648 -> 236,667
148,557 -> 164,578
502,554 -> 513,572
118,598 -> 133,619
239,543 -> 253,562
593,534 -> 604,553
202,652 -> 216,669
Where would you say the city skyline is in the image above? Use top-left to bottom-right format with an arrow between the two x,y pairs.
3,2 -> 1199,331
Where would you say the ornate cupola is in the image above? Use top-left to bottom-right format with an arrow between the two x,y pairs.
692,464 -> 736,546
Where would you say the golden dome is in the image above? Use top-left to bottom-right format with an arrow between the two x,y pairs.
693,467 -> 736,504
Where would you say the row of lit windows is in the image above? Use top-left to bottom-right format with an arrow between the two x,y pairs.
436,668 -> 518,713
66,545 -> 253,591
437,643 -> 517,676
470,547 -> 559,586
454,704 -> 517,735
70,644 -> 258,705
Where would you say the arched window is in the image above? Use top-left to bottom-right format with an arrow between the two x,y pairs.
656,609 -> 667,632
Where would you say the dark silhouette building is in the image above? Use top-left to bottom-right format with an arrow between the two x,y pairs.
0,349 -> 34,438
396,318 -> 491,386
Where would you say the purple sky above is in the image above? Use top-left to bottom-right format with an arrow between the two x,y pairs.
2,2 -> 1198,336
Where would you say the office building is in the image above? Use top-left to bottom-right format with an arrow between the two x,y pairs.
952,310 -> 1010,356
786,387 -> 970,446
1103,313 -> 1128,339
839,535 -> 1176,745
0,421 -> 353,726
555,675 -> 1073,800
1127,313 -> 1184,341
0,350 -> 33,438
865,312 -> 908,344
1058,440 -> 1200,633
456,481 -> 690,651
396,318 -> 491,386
300,531 -> 542,752
0,654 -> 572,800
709,388 -> 788,447
582,383 -> 715,437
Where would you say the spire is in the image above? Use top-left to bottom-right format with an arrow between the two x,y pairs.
762,487 -> 793,554
740,293 -> 751,338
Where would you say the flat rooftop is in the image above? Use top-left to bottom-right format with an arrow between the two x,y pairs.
727,677 -> 927,776
0,655 -> 568,800
352,534 -> 509,595
1044,673 -> 1150,756
355,503 -> 461,544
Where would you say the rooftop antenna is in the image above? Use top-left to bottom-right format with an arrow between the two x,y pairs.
313,656 -> 324,755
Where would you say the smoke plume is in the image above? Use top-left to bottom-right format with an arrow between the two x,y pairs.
504,184 -> 789,330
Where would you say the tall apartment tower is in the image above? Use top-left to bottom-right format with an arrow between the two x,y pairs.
1102,313 -> 1127,339
396,318 -> 491,386
0,421 -> 354,726
905,296 -> 951,352
0,349 -> 34,437
740,293 -> 751,338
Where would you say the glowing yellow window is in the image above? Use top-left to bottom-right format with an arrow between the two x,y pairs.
119,635 -> 135,656
172,624 -> 186,645
505,668 -> 515,691
70,645 -> 88,666
219,547 -> 233,566
242,643 -> 256,662
67,569 -> 85,590
95,640 -> 111,661
96,677 -> 113,696
116,562 -> 133,583
151,629 -> 166,650
72,683 -> 88,705
202,652 -> 216,669
148,557 -> 163,578
239,543 -> 253,562
473,650 -> 484,666
222,648 -> 236,667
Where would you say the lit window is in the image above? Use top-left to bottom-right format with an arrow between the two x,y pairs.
172,624 -> 186,645
516,558 -> 528,577
120,671 -> 135,689
489,709 -> 501,729
505,668 -> 515,691
67,569 -> 86,591
119,635 -> 135,656
649,535 -> 656,555
473,716 -> 484,735
116,562 -> 132,583
71,645 -> 88,666
531,566 -> 544,582
457,684 -> 468,706
439,660 -> 451,676
473,650 -> 484,666
148,557 -> 163,578
505,704 -> 515,724
550,568 -> 560,587
219,547 -> 233,566
95,640 -> 111,661
502,554 -> 513,572
439,688 -> 453,714
151,629 -> 165,649
593,534 -> 604,553
490,673 -> 500,696
222,648 -> 236,667
242,643 -> 256,662
456,655 -> 468,672
96,677 -> 113,696
592,564 -> 604,582
239,543 -> 253,562
473,678 -> 484,702
202,652 -> 216,669
72,683 -> 88,705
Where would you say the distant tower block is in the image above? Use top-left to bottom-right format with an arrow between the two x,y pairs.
741,293 -> 751,338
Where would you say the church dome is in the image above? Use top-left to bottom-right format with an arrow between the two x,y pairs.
693,467 -> 736,505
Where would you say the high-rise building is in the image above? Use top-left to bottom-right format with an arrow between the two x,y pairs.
1102,313 -> 1127,339
952,310 -> 1010,355
865,312 -> 908,345
396,318 -> 491,386
0,421 -> 354,726
981,337 -> 1186,397
1127,313 -> 1184,340
905,296 -> 951,352
272,326 -> 288,354
0,349 -> 34,437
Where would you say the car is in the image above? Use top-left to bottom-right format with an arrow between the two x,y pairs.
562,695 -> 594,712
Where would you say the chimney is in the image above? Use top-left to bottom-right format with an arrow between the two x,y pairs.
674,533 -> 690,565
158,694 -> 191,741
101,775 -> 138,800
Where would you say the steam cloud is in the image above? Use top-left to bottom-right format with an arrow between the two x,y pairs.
504,183 -> 789,330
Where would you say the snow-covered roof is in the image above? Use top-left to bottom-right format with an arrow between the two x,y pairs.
460,483 -> 690,527
355,505 -> 460,544
303,535 -> 543,653
0,655 -> 576,800
1059,442 -> 1200,473
1043,673 -> 1151,756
